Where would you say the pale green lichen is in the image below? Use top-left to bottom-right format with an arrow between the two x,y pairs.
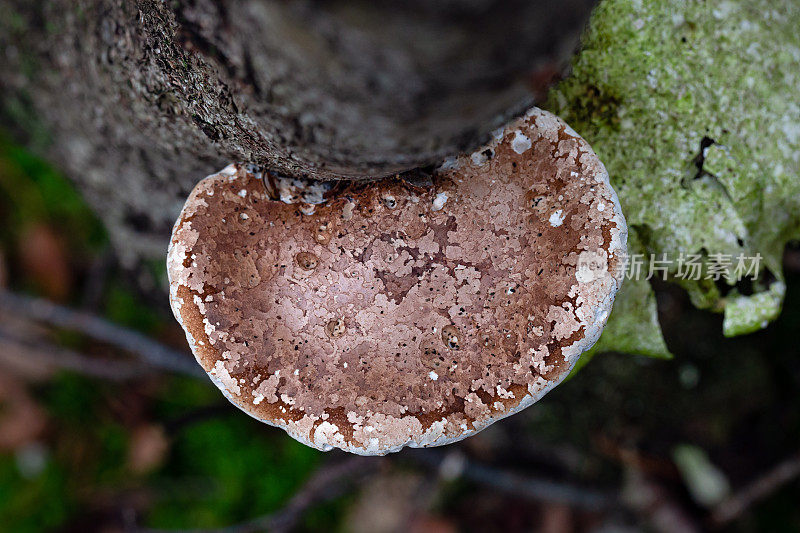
548,0 -> 800,357
723,281 -> 786,337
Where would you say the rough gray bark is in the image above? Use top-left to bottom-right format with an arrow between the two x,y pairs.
0,0 -> 594,265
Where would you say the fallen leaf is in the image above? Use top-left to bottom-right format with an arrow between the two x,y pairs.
346,471 -> 425,533
128,424 -> 169,474
18,224 -> 72,301
409,515 -> 457,533
0,246 -> 7,287
0,372 -> 48,451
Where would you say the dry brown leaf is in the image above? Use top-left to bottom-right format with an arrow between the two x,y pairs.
0,372 -> 47,451
345,472 -> 426,533
0,337 -> 56,381
540,502 -> 573,533
0,246 -> 7,288
18,224 -> 72,301
408,515 -> 457,533
127,424 -> 169,474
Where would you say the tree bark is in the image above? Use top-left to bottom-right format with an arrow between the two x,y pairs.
0,0 -> 594,265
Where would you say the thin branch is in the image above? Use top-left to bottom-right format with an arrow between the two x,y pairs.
162,404 -> 235,434
141,455 -> 380,533
0,289 -> 204,378
622,467 -> 701,533
404,449 -> 618,511
139,446 -> 617,533
255,456 -> 379,533
0,326 -> 146,381
80,250 -> 114,311
711,451 -> 800,525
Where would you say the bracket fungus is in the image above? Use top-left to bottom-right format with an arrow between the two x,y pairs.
167,107 -> 627,455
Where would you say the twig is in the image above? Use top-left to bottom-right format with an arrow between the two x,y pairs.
403,449 -> 617,511
711,451 -> 800,525
257,456 -> 379,533
139,446 -> 618,533
501,418 -> 590,474
0,289 -> 204,378
622,467 -> 701,533
0,326 -> 146,381
141,455 -> 380,533
81,250 -> 113,311
162,403 -> 234,434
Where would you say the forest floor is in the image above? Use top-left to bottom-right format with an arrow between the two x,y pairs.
0,133 -> 798,532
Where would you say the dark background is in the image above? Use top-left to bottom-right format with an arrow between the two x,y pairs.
0,133 -> 798,532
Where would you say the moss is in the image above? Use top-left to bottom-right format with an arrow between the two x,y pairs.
568,84 -> 624,131
723,281 -> 786,337
103,283 -> 161,334
0,457 -> 71,533
548,0 -> 800,358
145,417 -> 321,529
0,131 -> 106,248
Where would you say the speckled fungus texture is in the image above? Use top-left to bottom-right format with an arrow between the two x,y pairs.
167,108 -> 627,455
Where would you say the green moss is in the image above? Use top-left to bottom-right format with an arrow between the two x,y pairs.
723,281 -> 786,337
103,284 -> 162,334
548,0 -> 800,357
152,376 -> 220,418
0,132 -> 106,249
146,417 -> 321,529
0,457 -> 71,533
299,494 -> 356,533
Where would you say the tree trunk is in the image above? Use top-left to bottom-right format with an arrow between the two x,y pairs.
0,0 -> 594,265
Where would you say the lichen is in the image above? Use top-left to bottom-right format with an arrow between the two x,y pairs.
548,0 -> 800,357
723,281 -> 786,337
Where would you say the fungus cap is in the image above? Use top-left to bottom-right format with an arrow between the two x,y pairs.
168,107 -> 627,455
